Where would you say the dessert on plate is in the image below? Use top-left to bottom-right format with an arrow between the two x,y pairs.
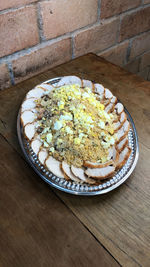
20,76 -> 131,184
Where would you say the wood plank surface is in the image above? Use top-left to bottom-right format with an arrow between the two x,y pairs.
0,53 -> 150,266
56,143 -> 150,266
0,134 -> 119,267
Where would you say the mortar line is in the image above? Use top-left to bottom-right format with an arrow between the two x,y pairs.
97,0 -> 101,21
7,62 -> 15,85
0,2 -> 37,15
0,20 -> 101,63
0,9 -> 150,64
37,2 -> 45,42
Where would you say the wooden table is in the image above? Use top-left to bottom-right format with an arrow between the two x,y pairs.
0,53 -> 150,267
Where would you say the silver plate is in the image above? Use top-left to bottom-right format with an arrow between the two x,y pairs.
17,77 -> 139,196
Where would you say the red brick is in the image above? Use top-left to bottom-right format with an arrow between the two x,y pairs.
0,0 -> 37,11
119,7 -> 150,41
40,0 -> 98,40
140,50 -> 150,70
137,67 -> 149,80
74,18 -> 119,57
97,41 -> 129,67
12,38 -> 71,84
130,32 -> 150,59
124,58 -> 140,74
101,0 -> 140,19
0,6 -> 39,58
0,64 -> 11,90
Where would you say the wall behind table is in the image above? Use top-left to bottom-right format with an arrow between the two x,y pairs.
0,0 -> 150,90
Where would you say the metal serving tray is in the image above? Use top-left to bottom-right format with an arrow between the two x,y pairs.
17,77 -> 139,196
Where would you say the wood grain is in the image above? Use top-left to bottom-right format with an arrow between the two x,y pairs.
56,143 -> 150,266
0,53 -> 150,266
0,134 -> 119,267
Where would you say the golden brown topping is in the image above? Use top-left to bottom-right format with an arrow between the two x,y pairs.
35,84 -> 118,167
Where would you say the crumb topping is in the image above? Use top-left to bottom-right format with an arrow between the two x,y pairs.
35,84 -> 117,167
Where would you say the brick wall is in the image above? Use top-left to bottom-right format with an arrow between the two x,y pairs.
0,0 -> 150,90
